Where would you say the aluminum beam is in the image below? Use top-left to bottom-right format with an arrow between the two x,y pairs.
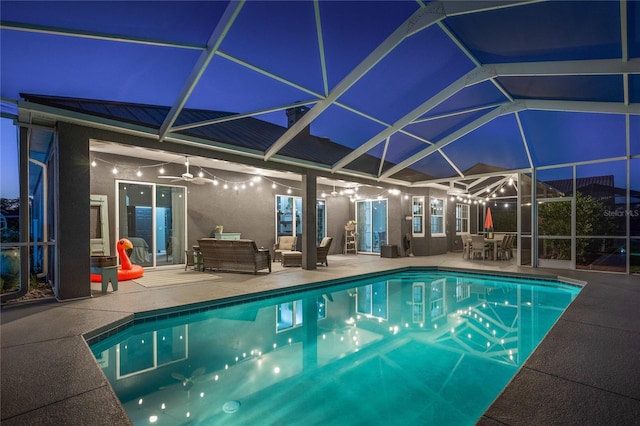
158,1 -> 244,142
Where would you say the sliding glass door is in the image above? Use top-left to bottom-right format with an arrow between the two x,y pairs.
156,185 -> 186,266
275,195 -> 326,245
276,195 -> 303,238
356,199 -> 388,254
117,181 -> 186,268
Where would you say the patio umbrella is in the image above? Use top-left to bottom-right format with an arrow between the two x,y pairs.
484,207 -> 494,230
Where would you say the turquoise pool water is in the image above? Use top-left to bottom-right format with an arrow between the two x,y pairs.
90,270 -> 581,425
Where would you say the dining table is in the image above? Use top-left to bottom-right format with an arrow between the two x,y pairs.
484,234 -> 505,261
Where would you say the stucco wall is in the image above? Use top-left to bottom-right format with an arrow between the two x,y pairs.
89,151 -> 350,257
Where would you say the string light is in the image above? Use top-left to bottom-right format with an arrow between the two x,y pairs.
92,155 -> 512,206
90,154 -> 419,200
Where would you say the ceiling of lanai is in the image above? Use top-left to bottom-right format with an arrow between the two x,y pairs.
2,1 -> 639,195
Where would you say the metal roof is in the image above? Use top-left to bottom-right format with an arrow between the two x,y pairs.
2,0 -> 639,190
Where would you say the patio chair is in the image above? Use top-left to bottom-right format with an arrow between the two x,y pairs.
317,237 -> 333,266
460,233 -> 472,259
273,235 -> 297,262
498,234 -> 514,260
470,235 -> 489,260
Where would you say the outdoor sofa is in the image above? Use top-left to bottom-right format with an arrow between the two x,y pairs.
198,238 -> 271,274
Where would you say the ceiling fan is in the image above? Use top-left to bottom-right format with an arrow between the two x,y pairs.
170,366 -> 206,400
158,157 -> 214,184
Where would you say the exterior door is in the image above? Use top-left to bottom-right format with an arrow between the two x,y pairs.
117,181 -> 186,267
276,195 -> 326,245
356,199 -> 388,254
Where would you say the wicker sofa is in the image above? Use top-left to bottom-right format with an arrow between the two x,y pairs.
198,238 -> 271,274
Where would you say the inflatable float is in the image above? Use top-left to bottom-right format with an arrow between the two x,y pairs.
90,238 -> 144,282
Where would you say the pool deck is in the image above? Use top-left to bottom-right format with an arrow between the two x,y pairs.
1,253 -> 639,425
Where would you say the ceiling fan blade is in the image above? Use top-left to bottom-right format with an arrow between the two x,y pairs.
158,175 -> 182,179
192,177 -> 214,185
172,372 -> 187,381
191,367 -> 206,378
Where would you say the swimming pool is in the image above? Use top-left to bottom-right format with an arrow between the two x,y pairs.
89,269 -> 581,425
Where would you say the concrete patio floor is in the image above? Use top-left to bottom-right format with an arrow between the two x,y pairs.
1,252 -> 639,425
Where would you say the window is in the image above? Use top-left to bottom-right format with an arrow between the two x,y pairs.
316,200 -> 326,245
430,279 -> 445,320
455,279 -> 471,302
412,283 -> 425,323
412,196 -> 424,237
276,296 -> 327,332
90,195 -> 110,255
430,197 -> 445,236
117,325 -> 188,379
356,282 -> 388,320
277,300 -> 303,332
456,203 -> 469,233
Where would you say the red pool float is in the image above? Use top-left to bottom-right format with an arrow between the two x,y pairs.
90,238 -> 144,282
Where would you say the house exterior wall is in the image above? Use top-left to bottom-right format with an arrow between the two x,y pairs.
89,151 -> 355,263
53,122 -> 465,300
408,187 -> 449,257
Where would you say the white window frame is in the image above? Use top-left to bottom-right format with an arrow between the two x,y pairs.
430,197 -> 446,237
276,297 -> 327,332
412,196 -> 425,237
456,203 -> 470,234
116,324 -> 188,379
411,282 -> 425,324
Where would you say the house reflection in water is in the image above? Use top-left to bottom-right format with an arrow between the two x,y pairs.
91,271 -> 579,425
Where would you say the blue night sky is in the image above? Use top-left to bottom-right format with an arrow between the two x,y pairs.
0,1 -> 638,192
1,118 -> 19,199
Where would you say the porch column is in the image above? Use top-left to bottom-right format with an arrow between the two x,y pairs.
56,122 -> 92,299
301,171 -> 317,270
